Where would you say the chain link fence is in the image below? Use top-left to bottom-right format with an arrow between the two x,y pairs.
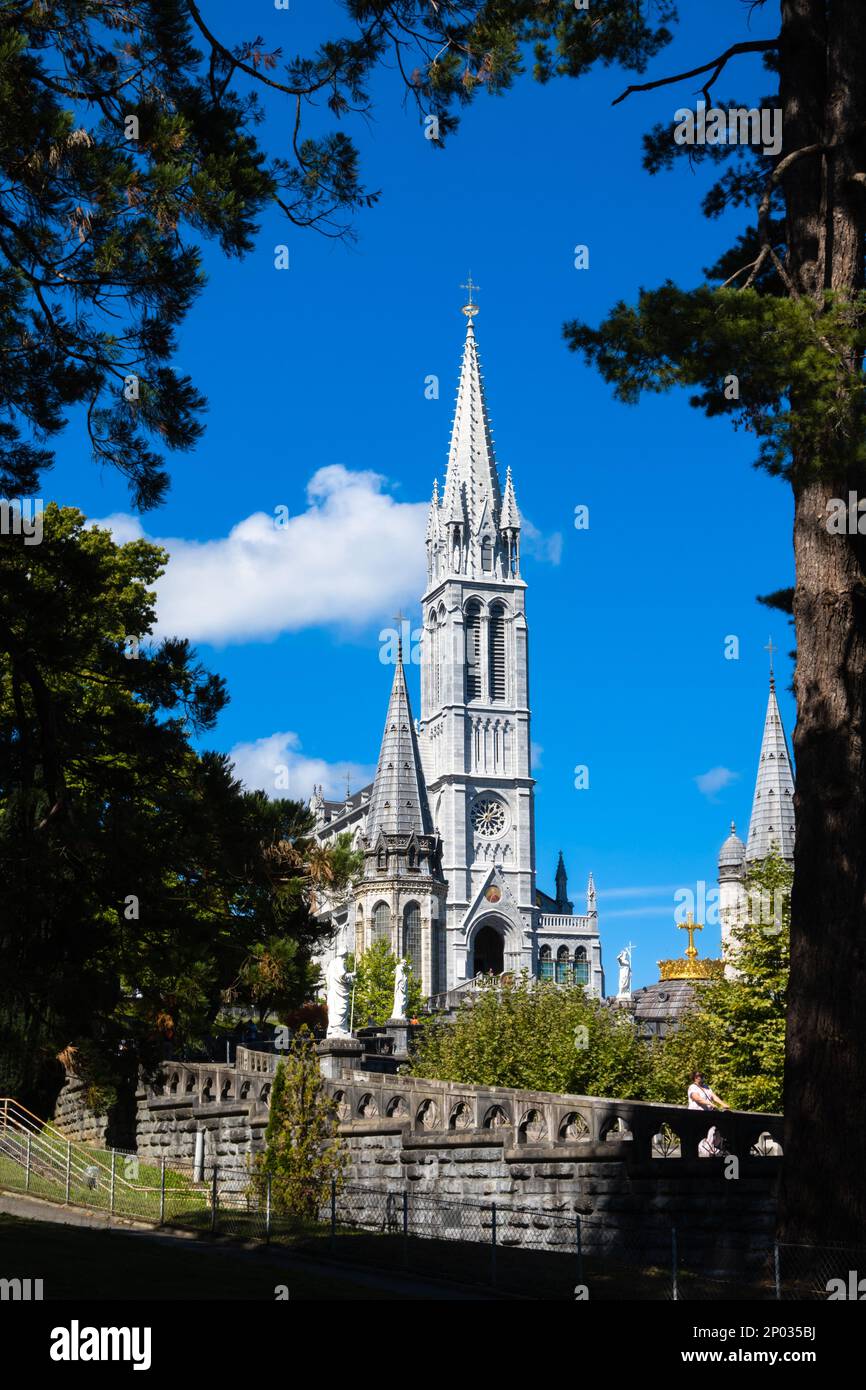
2,1132 -> 863,1299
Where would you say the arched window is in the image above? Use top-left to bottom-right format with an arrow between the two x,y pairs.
377,845 -> 386,872
481,536 -> 494,572
402,902 -> 422,980
355,904 -> 364,959
539,944 -> 553,982
489,603 -> 506,701
465,601 -> 482,701
573,945 -> 589,986
372,901 -> 391,946
556,945 -> 570,985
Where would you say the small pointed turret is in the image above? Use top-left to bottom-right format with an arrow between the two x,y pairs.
500,465 -> 520,532
366,645 -> 433,840
554,851 -> 573,913
746,673 -> 795,863
586,871 -> 597,916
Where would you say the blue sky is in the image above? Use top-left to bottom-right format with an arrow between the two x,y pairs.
52,1 -> 793,988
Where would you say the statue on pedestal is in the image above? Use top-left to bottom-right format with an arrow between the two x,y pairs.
616,946 -> 632,998
325,951 -> 356,1038
392,957 -> 411,1021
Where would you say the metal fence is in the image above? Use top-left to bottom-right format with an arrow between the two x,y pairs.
1,1111 -> 863,1299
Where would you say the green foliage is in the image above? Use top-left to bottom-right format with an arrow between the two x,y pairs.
350,938 -> 425,1027
411,971 -> 651,1099
256,1028 -> 347,1219
648,854 -> 792,1112
566,286 -> 866,480
0,505 -> 332,1100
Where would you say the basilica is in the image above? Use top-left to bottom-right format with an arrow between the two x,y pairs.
311,299 -> 604,1002
309,301 -> 795,1010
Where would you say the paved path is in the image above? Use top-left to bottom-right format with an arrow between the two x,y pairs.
0,1188 -> 511,1300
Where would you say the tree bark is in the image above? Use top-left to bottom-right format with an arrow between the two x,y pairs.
781,0 -> 866,1243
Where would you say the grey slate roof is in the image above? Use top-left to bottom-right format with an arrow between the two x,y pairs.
365,652 -> 433,838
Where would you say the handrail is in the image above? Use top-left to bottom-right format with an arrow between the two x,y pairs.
0,1098 -> 153,1193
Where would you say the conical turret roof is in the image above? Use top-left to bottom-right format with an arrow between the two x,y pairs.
366,648 -> 433,838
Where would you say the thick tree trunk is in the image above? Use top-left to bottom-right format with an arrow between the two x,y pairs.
780,0 -> 866,1242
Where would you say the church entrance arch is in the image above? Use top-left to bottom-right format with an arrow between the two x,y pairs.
472,921 -> 505,976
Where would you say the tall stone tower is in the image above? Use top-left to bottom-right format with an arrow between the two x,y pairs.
418,299 -> 537,990
717,664 -> 795,969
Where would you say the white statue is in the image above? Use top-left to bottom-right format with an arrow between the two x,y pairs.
325,952 -> 356,1038
392,957 -> 411,1021
616,946 -> 632,997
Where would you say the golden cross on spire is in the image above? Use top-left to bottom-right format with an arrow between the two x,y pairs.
461,274 -> 480,318
679,911 -> 703,960
765,635 -> 777,687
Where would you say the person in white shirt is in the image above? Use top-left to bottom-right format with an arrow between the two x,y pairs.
687,1070 -> 730,1111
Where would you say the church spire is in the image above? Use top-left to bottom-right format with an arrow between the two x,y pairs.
441,311 -> 502,542
746,669 -> 795,863
366,646 -> 433,839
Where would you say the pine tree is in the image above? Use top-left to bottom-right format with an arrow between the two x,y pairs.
257,1027 -> 347,1220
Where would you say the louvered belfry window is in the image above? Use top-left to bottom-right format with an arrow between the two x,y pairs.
489,604 -> 506,701
465,602 -> 481,700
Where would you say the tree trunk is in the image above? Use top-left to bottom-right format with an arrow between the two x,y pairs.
780,0 -> 866,1243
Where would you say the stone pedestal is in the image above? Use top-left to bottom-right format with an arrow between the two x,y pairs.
384,1018 -> 409,1061
317,1035 -> 364,1080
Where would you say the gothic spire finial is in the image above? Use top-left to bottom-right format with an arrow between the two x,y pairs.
460,273 -> 480,318
765,635 -> 777,689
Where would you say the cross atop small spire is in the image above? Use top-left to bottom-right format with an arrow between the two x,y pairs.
765,636 -> 777,687
461,274 -> 480,318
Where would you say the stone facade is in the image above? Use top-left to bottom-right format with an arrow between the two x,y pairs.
313,309 -> 604,1000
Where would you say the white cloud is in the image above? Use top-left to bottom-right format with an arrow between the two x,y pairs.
227,730 -> 374,802
694,766 -> 739,800
91,465 -> 427,646
522,518 -> 563,565
531,741 -> 543,770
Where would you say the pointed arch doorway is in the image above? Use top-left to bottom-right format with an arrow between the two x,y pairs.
473,922 -> 505,976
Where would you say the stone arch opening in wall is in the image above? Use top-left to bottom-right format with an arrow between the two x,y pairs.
539,944 -> 553,981
220,1078 -> 232,1101
386,1096 -> 409,1119
483,1104 -> 510,1129
416,1099 -> 438,1131
559,1111 -> 590,1142
518,1109 -> 547,1144
357,1092 -> 378,1118
472,920 -> 505,976
355,903 -> 364,958
371,900 -> 391,946
600,1115 -> 634,1143
259,1083 -> 271,1104
169,1072 -> 179,1095
402,901 -> 422,979
651,1122 -> 681,1158
449,1101 -> 474,1130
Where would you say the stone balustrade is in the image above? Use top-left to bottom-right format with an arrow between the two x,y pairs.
319,1069 -> 782,1163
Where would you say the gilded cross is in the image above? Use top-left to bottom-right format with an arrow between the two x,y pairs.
764,636 -> 776,675
679,912 -> 703,959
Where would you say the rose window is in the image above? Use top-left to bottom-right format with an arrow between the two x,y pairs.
472,798 -> 506,837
